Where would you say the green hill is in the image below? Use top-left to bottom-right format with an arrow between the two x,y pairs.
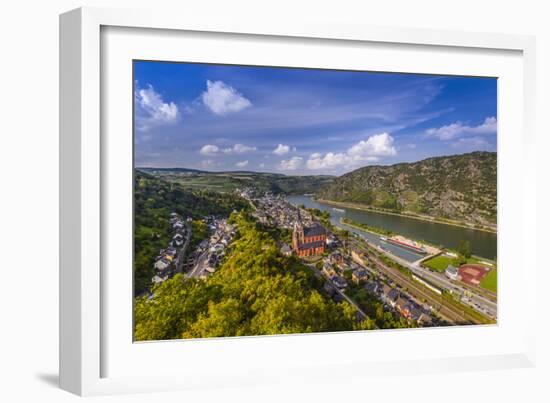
138,167 -> 334,195
317,152 -> 497,227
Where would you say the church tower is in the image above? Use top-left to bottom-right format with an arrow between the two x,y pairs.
292,218 -> 304,252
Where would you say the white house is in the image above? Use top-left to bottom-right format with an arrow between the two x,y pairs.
445,264 -> 459,280
154,258 -> 170,271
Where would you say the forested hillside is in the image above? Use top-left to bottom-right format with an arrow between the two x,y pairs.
317,152 -> 497,226
134,212 -> 375,340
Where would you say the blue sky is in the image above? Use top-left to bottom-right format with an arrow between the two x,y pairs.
134,61 -> 497,175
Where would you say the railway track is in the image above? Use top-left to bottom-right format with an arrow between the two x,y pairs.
349,239 -> 487,325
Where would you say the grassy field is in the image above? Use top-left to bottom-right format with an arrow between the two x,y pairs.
171,175 -> 244,192
422,255 -> 454,272
480,268 -> 497,293
422,254 -> 482,273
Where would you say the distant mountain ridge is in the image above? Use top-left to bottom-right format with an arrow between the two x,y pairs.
316,151 -> 497,227
138,167 -> 335,195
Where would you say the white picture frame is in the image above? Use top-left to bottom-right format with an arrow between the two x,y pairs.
60,6 -> 537,396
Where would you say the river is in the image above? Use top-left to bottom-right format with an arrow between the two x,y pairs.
286,195 -> 497,261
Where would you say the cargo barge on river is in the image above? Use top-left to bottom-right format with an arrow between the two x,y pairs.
380,235 -> 427,254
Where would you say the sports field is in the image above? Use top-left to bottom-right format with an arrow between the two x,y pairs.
422,254 -> 485,273
479,268 -> 497,293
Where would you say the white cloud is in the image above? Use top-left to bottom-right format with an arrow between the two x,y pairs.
259,162 -> 265,169
135,84 -> 179,131
273,144 -> 290,156
199,144 -> 221,156
201,80 -> 252,116
306,133 -> 396,170
223,143 -> 257,154
347,133 -> 397,159
306,152 -> 349,170
426,116 -> 497,140
235,160 -> 249,168
279,156 -> 303,171
200,143 -> 256,156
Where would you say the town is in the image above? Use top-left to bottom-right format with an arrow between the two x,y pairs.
248,191 -> 435,326
146,187 -> 496,328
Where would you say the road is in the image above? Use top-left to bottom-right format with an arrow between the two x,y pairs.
306,263 -> 370,323
175,223 -> 192,273
187,249 -> 209,278
348,238 -> 491,324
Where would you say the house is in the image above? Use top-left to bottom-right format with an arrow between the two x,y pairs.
381,284 -> 391,298
280,243 -> 293,257
388,289 -> 400,306
152,274 -> 168,284
409,305 -> 431,326
165,247 -> 177,257
445,264 -> 459,280
173,221 -> 184,230
364,281 -> 379,294
351,250 -> 368,266
331,275 -> 348,289
207,253 -> 218,266
352,268 -> 369,284
323,282 -> 336,297
172,233 -> 185,247
417,312 -> 432,326
338,263 -> 352,273
395,297 -> 412,318
329,251 -> 344,265
381,285 -> 399,307
154,258 -> 170,271
323,263 -> 337,277
325,234 -> 338,247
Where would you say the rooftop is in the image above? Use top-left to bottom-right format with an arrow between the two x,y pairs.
297,240 -> 325,250
303,224 -> 326,237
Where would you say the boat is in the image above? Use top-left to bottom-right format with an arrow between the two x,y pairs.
385,236 -> 427,254
380,236 -> 388,241
332,207 -> 345,213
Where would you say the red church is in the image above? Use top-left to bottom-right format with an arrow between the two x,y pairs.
292,220 -> 326,257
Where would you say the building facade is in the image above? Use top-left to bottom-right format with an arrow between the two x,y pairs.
292,220 -> 326,257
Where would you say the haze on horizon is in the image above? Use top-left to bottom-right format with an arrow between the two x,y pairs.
134,61 -> 497,176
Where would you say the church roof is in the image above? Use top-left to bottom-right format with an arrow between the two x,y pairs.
297,240 -> 325,250
303,223 -> 326,237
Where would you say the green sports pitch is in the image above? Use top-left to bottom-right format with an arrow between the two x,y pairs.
479,268 -> 497,293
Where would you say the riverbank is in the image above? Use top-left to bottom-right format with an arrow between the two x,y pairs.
316,198 -> 497,234
340,217 -> 393,237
